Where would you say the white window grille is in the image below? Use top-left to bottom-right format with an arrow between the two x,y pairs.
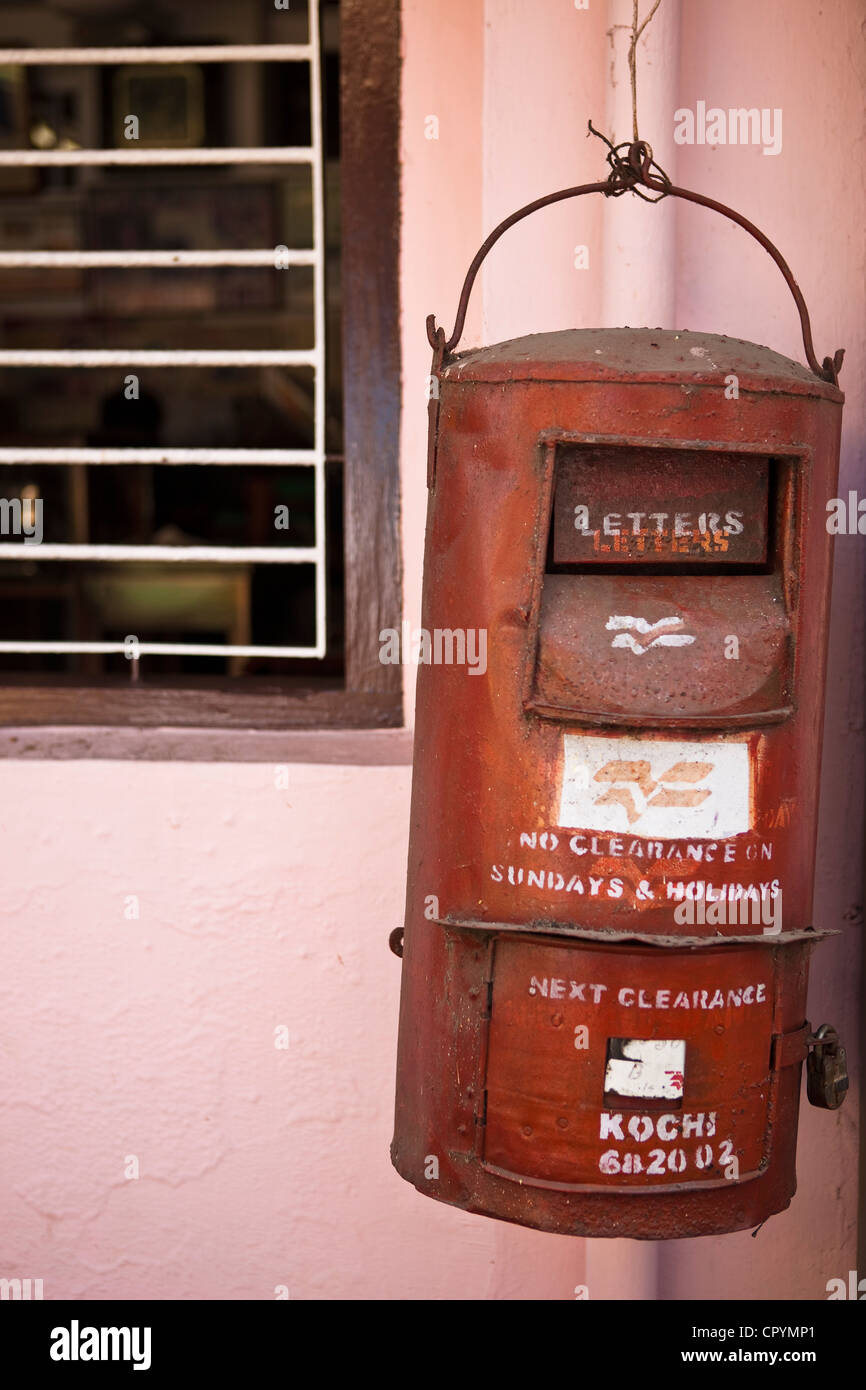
0,5 -> 328,663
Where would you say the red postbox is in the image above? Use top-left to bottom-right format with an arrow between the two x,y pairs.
391,152 -> 848,1239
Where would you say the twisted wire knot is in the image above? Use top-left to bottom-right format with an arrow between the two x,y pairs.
588,121 -> 672,203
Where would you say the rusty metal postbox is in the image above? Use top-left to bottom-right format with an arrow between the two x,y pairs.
392,151 -> 847,1239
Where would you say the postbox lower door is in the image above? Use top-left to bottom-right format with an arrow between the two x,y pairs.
477,936 -> 807,1234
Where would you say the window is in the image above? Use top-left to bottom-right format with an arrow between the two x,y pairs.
0,0 -> 401,732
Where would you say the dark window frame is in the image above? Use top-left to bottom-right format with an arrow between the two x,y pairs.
0,0 -> 403,735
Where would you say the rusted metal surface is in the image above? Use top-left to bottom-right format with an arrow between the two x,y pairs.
482,938 -> 804,1194
533,571 -> 791,723
443,918 -> 832,949
439,328 -> 841,394
392,323 -> 844,1238
551,447 -> 769,565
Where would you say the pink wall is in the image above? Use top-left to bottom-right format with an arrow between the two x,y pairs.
1,0 -> 863,1301
661,0 -> 865,1299
0,755 -> 582,1300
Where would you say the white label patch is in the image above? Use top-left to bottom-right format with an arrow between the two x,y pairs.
558,734 -> 750,838
605,1039 -> 686,1100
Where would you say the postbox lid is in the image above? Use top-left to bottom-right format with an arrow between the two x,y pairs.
443,327 -> 843,401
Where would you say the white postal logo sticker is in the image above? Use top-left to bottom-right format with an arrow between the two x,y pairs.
558,734 -> 750,839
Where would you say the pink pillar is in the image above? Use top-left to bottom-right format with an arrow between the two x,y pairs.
602,0 -> 681,329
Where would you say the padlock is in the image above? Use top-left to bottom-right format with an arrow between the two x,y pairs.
806,1025 -> 849,1111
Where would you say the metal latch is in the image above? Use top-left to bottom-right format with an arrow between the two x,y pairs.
806,1023 -> 849,1110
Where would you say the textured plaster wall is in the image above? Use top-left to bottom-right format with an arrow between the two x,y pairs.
0,759 -> 583,1299
0,0 -> 863,1301
660,0 -> 866,1300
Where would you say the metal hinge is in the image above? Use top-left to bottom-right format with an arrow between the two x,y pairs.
770,1022 -> 810,1071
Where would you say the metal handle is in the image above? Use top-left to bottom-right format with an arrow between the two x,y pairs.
427,139 -> 844,387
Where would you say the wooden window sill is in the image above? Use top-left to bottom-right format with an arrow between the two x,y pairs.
0,719 -> 412,764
